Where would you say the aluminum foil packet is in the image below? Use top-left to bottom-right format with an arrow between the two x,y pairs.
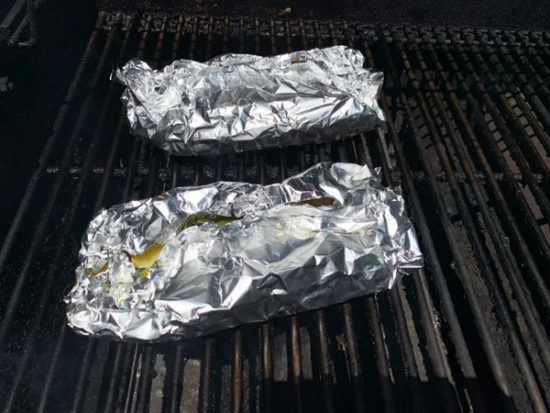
65,162 -> 422,341
114,46 -> 385,156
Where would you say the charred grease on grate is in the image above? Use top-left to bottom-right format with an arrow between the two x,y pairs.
1,11 -> 550,413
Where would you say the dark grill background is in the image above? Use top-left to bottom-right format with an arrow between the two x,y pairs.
1,11 -> 550,413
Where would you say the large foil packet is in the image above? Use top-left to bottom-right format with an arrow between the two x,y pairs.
65,163 -> 422,341
115,46 -> 385,155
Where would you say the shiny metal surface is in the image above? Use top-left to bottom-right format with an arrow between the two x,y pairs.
114,46 -> 384,155
65,162 -> 422,341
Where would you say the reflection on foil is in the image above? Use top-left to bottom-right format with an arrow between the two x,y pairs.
65,162 -> 422,341
114,46 -> 384,155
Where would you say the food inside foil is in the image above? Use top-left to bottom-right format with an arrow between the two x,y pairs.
65,162 -> 422,341
114,46 -> 384,155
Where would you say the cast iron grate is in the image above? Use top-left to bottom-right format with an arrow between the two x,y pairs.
0,0 -> 39,47
0,11 -> 550,413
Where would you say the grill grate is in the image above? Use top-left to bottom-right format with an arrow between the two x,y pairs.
0,0 -> 38,47
1,12 -> 550,413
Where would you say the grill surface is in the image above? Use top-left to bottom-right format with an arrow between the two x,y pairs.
1,11 -> 550,413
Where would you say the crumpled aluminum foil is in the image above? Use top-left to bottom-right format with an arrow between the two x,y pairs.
114,46 -> 384,156
65,162 -> 422,341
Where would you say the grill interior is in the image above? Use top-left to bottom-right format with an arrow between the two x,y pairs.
1,11 -> 550,413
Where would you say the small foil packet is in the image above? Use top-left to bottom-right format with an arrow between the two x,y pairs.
65,163 -> 422,341
114,46 -> 384,156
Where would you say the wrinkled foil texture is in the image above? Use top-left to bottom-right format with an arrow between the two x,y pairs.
115,46 -> 385,155
65,163 -> 422,341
